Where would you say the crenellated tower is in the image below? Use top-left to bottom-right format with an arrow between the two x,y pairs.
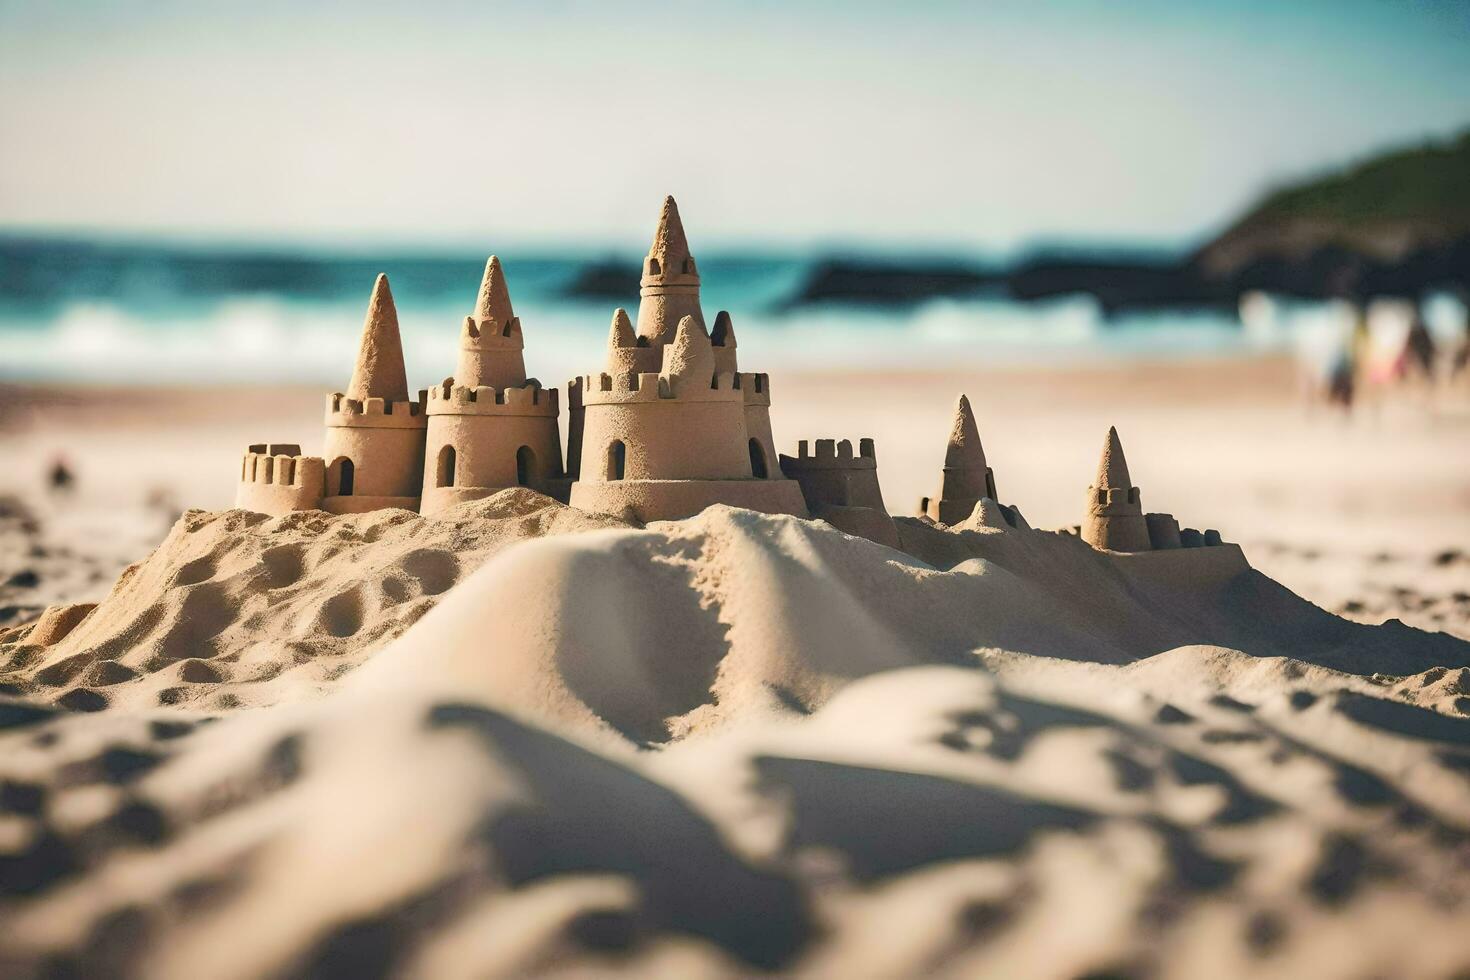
779,438 -> 899,548
1081,426 -> 1152,552
566,198 -> 805,522
635,196 -> 704,347
421,257 -> 565,514
320,275 -> 429,514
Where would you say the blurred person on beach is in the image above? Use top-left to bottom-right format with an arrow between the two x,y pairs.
47,455 -> 74,495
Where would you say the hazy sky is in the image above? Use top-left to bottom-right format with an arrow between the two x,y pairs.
2,0 -> 1468,252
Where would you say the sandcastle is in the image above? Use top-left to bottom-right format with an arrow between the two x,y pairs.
565,198 -> 807,522
234,196 -> 1225,554
919,395 -> 1025,529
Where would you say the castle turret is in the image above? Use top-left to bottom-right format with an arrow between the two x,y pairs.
455,256 -> 527,389
780,438 -> 899,548
567,199 -> 806,523
421,258 -> 565,515
711,310 -> 738,374
319,275 -> 428,514
634,196 -> 704,348
930,395 -> 999,524
1081,426 -> 1152,552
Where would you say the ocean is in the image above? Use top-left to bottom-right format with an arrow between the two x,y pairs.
0,235 -> 1282,387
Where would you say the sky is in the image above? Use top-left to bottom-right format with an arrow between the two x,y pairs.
1,0 -> 1468,254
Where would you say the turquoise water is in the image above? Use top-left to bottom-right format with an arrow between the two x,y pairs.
0,236 -> 1271,386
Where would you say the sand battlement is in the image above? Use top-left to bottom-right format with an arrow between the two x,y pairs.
778,437 -> 896,546
739,372 -> 770,406
427,380 -> 558,416
578,369 -> 747,405
781,438 -> 878,470
1087,485 -> 1142,512
326,391 -> 430,429
236,447 -> 326,513
460,314 -> 524,348
240,448 -> 325,489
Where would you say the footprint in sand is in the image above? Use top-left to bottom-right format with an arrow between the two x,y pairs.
318,589 -> 366,638
259,544 -> 307,590
398,549 -> 461,597
172,554 -> 218,587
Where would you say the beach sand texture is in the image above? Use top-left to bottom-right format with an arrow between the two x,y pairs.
0,360 -> 1468,977
0,493 -> 1468,977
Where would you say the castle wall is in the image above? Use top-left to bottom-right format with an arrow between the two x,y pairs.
1145,512 -> 1183,550
779,439 -> 886,509
322,417 -> 426,502
235,449 -> 325,515
778,438 -> 897,548
576,385 -> 753,482
421,412 -> 563,514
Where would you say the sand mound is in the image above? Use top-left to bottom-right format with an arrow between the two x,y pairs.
346,506 -> 1468,742
2,501 -> 1469,977
0,491 -> 627,714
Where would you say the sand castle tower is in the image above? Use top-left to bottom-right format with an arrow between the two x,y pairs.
420,257 -> 565,514
780,438 -> 900,548
566,198 -> 807,523
636,195 -> 705,346
1081,426 -> 1153,552
320,275 -> 428,514
920,394 -> 1023,527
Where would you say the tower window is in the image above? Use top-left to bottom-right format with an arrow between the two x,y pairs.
605,440 -> 626,481
516,446 -> 538,487
748,438 -> 768,478
647,258 -> 661,275
333,457 -> 355,496
436,445 -> 456,488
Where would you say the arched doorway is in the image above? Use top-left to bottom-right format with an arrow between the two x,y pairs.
605,440 -> 626,481
332,457 -> 355,496
436,445 -> 456,488
748,439 -> 768,478
516,446 -> 537,487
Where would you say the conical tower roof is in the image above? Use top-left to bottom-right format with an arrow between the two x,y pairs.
635,195 -> 705,344
662,314 -> 714,383
608,308 -> 636,348
649,195 -> 692,265
474,255 -> 514,327
1094,426 -> 1133,489
346,274 -> 410,402
944,395 -> 988,470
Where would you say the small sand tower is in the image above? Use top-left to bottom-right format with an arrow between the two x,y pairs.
780,438 -> 900,548
636,195 -> 705,346
420,257 -> 565,515
320,275 -> 428,514
566,198 -> 807,522
934,394 -> 996,523
1081,426 -> 1152,552
921,395 -> 1022,527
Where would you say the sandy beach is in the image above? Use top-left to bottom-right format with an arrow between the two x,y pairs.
2,355 -> 1469,978
0,354 -> 1466,976
5,2 -> 1470,974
